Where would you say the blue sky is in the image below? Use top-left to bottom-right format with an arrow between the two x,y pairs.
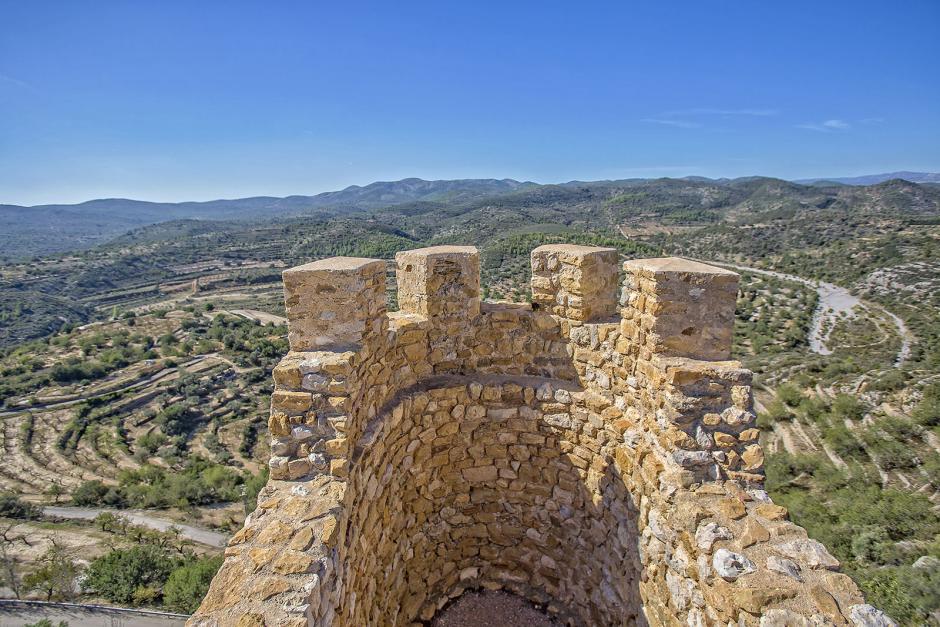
1,1 -> 938,205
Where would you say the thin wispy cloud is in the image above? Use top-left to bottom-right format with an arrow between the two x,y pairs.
0,73 -> 31,89
642,107 -> 778,130
661,108 -> 779,117
641,118 -> 702,129
796,119 -> 851,132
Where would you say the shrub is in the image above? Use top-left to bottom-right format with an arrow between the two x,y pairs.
137,430 -> 168,454
757,400 -> 792,429
84,545 -> 179,605
72,480 -> 126,508
163,555 -> 223,613
776,383 -> 803,407
243,467 -> 269,515
831,393 -> 867,421
0,492 -> 42,519
823,424 -> 867,460
912,384 -> 940,427
867,438 -> 918,471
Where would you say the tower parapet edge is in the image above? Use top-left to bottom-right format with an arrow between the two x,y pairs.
281,256 -> 386,351
530,243 -> 619,321
622,256 -> 738,361
190,246 -> 890,627
395,245 -> 481,320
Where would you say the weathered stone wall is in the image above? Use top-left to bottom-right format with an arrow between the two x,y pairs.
191,245 -> 893,627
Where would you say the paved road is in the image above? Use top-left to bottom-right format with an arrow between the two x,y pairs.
43,506 -> 229,548
708,261 -> 912,365
0,600 -> 187,626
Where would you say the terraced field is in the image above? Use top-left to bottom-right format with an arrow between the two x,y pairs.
0,287 -> 283,514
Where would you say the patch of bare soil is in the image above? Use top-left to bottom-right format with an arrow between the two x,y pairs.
432,591 -> 560,627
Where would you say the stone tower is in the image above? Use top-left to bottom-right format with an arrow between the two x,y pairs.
191,245 -> 889,627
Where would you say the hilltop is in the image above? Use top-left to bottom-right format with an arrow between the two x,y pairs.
5,173 -> 939,260
795,171 -> 940,186
0,178 -> 535,259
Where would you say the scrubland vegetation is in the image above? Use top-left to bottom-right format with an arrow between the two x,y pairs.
1,175 -> 938,621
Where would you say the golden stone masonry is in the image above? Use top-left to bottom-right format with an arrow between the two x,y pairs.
190,245 -> 890,627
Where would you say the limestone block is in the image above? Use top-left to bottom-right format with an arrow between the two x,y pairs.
622,257 -> 739,360
282,256 -> 387,351
530,244 -> 619,321
395,246 -> 480,319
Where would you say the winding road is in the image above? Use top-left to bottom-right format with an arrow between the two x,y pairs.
704,261 -> 913,365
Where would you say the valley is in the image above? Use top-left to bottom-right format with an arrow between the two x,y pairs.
1,176 -> 939,623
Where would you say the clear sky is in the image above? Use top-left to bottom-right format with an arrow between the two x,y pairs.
1,1 -> 938,205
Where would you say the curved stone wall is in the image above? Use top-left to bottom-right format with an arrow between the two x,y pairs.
191,245 -> 894,627
340,376 -> 641,625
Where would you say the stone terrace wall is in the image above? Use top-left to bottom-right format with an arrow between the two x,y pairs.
190,245 -> 893,627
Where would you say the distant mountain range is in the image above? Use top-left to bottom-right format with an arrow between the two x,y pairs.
794,171 -> 940,186
0,178 -> 534,258
2,173 -> 937,259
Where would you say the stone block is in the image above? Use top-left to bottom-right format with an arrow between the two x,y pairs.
530,244 -> 619,321
622,257 -> 738,360
282,256 -> 387,351
395,246 -> 480,319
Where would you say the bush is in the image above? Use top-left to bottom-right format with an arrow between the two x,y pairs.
72,480 -> 126,508
90,458 -> 248,510
243,467 -> 269,515
137,430 -> 168,454
777,383 -> 803,407
857,565 -> 940,626
867,438 -> 918,471
912,384 -> 940,427
163,555 -> 223,613
923,454 -> 940,489
831,393 -> 867,421
0,491 -> 42,519
757,400 -> 792,428
869,369 -> 907,392
84,545 -> 179,605
823,424 -> 867,460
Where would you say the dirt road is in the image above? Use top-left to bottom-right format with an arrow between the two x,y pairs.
43,506 -> 229,548
706,261 -> 912,365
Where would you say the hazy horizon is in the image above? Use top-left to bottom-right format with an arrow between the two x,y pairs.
1,168 -> 939,207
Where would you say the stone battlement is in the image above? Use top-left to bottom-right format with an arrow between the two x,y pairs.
191,245 -> 889,627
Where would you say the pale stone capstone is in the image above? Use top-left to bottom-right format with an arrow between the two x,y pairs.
191,246 -> 887,627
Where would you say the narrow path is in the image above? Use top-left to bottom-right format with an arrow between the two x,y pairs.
43,506 -> 229,548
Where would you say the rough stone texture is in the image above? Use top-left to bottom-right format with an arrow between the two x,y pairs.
622,256 -> 738,361
531,244 -> 619,321
282,257 -> 386,352
396,245 -> 481,319
191,247 -> 887,627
